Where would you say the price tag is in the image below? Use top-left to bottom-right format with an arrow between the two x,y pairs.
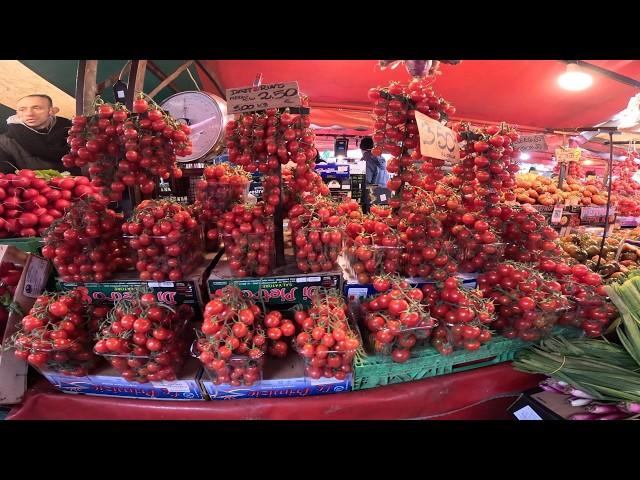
415,111 -> 460,162
551,204 -> 564,224
513,405 -> 542,421
580,206 -> 615,225
617,216 -> 640,227
226,81 -> 301,114
512,134 -> 547,152
555,147 -> 581,163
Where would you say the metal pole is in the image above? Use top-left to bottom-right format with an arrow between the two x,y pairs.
595,131 -> 615,272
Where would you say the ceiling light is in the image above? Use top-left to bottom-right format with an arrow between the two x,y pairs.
558,63 -> 593,91
520,152 -> 530,160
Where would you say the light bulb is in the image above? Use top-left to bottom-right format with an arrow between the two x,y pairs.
558,63 -> 593,91
520,152 -> 531,160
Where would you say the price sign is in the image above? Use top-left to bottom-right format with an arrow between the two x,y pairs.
617,216 -> 640,227
226,81 -> 301,114
555,147 -> 581,163
513,134 -> 548,152
415,111 -> 460,162
580,206 -> 615,225
551,204 -> 564,224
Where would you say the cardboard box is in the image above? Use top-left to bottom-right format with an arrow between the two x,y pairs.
39,358 -> 205,401
57,252 -> 221,318
508,388 -> 585,420
199,354 -> 352,400
207,256 -> 342,306
0,247 -> 51,404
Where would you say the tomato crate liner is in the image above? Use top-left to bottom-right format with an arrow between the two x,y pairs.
0,237 -> 43,254
352,325 -> 581,391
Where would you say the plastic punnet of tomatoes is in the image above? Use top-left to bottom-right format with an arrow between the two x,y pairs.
41,197 -> 133,283
195,164 -> 251,251
93,294 -> 194,383
345,244 -> 404,285
359,278 -> 435,362
122,199 -> 204,281
222,232 -> 275,278
292,288 -> 364,380
456,242 -> 507,273
196,285 -> 268,386
294,226 -> 344,274
9,288 -> 101,376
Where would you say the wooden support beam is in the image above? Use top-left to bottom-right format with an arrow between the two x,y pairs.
96,61 -> 131,95
75,60 -> 98,116
125,60 -> 148,109
148,60 -> 194,99
195,60 -> 225,97
147,61 -> 179,94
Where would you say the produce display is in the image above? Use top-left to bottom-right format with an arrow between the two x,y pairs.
515,172 -> 608,206
9,288 -> 99,376
94,292 -> 194,383
63,96 -> 191,199
0,170 -> 103,238
122,199 -> 204,281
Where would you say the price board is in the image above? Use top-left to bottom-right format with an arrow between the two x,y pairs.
551,205 -> 564,224
555,147 -> 581,163
226,81 -> 301,114
415,111 -> 460,162
580,206 -> 616,225
512,134 -> 548,152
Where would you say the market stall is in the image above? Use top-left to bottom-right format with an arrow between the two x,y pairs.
2,59 -> 640,420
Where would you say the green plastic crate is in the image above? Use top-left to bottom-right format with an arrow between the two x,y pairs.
0,237 -> 42,254
353,326 -> 580,390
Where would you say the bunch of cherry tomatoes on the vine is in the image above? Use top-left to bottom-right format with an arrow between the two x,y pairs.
63,96 -> 190,200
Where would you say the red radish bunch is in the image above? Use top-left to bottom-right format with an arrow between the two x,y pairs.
477,262 -> 573,341
64,96 -> 189,200
0,170 -> 102,238
219,201 -> 275,277
10,288 -> 99,376
94,292 -> 193,383
42,197 -> 132,282
289,198 -> 344,273
293,289 -> 361,379
0,261 -> 23,334
422,277 -> 495,354
361,278 -> 433,362
196,285 -> 267,386
263,310 -> 297,358
194,163 -> 251,250
122,199 -> 203,281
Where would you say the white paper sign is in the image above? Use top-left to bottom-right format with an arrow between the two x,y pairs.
226,81 -> 301,114
513,405 -> 543,420
551,205 -> 564,224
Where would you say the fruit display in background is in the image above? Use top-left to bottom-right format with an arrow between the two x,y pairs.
63,96 -> 190,200
42,196 -> 132,282
122,199 -> 204,281
560,232 -> 630,281
94,292 -> 194,383
10,288 -> 99,376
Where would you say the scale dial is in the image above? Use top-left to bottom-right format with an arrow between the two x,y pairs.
159,91 -> 228,163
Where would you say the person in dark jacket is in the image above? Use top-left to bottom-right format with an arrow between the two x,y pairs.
0,94 -> 75,174
360,136 -> 384,213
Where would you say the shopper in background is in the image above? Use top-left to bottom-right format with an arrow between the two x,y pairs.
360,136 -> 385,213
0,94 -> 75,174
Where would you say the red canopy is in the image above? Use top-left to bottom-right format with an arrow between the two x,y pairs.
198,60 -> 640,131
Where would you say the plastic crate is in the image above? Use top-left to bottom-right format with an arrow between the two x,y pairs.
0,237 -> 42,254
352,325 -> 580,391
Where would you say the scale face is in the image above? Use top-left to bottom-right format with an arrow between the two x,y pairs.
160,91 -> 228,163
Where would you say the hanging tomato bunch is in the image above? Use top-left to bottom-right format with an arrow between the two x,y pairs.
63,96 -> 190,200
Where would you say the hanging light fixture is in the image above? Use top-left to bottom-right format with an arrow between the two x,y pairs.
558,62 -> 593,91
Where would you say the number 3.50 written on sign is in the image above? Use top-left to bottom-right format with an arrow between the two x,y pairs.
414,111 -> 460,162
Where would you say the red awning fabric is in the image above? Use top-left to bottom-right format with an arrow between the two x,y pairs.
7,363 -> 541,420
198,60 -> 640,131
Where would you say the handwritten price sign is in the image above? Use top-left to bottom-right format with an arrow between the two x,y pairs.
226,81 -> 301,114
555,147 -> 581,163
415,111 -> 460,162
